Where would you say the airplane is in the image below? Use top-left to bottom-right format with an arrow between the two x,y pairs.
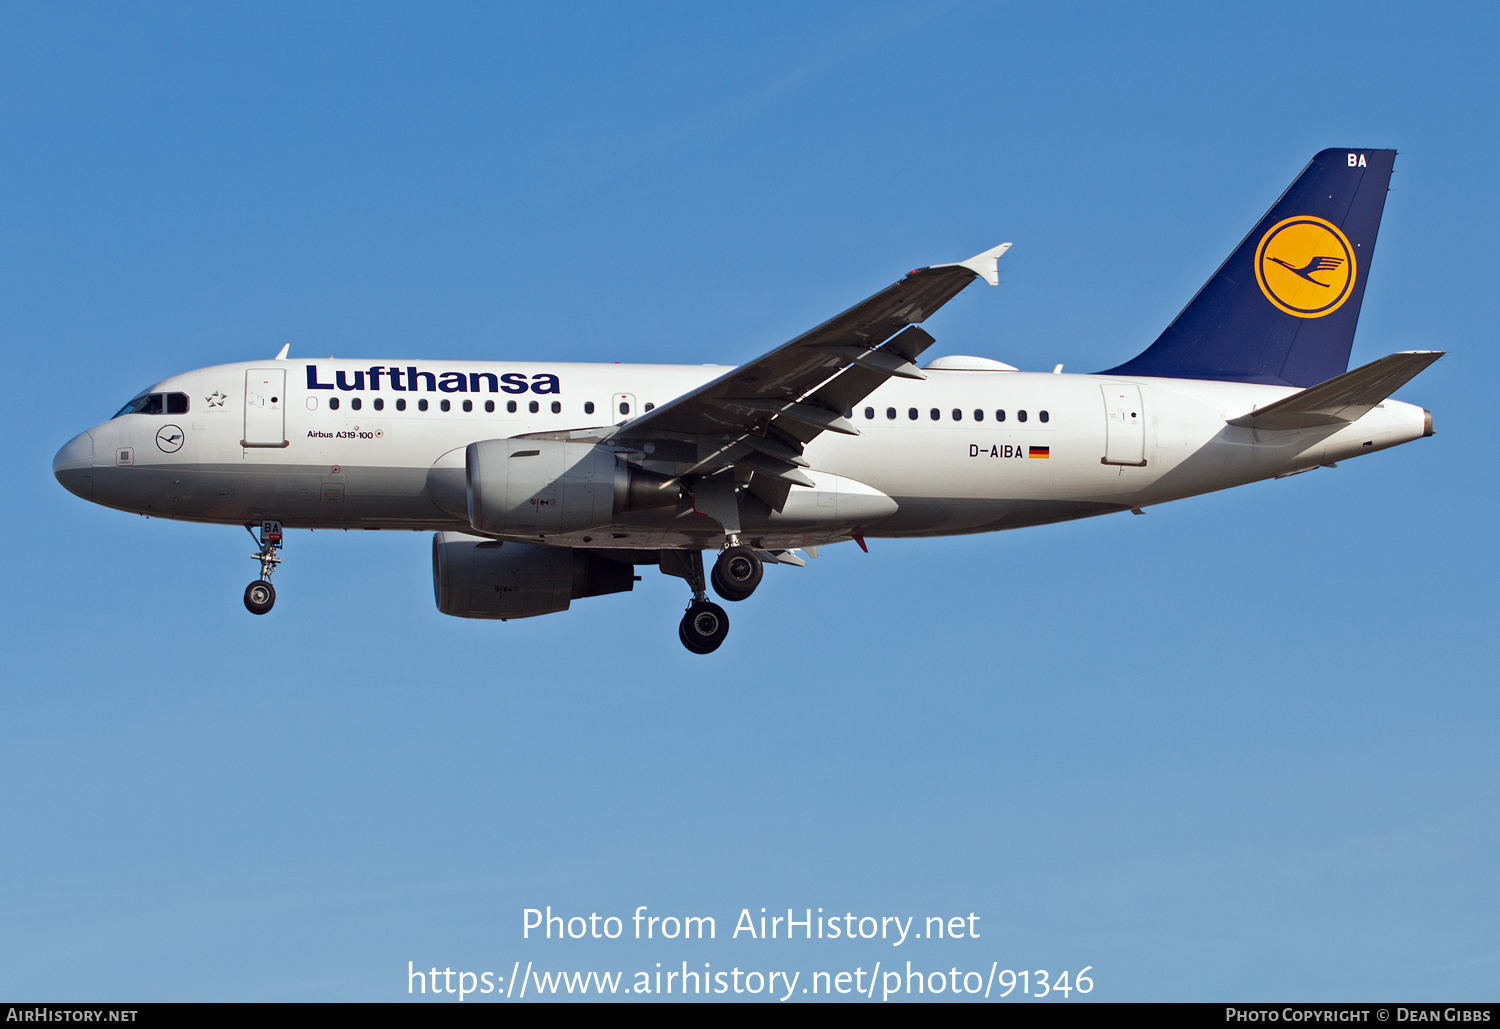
54,148 -> 1440,654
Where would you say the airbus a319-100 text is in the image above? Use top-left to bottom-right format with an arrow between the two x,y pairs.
54,149 -> 1439,653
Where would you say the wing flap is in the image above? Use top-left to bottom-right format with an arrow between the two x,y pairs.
737,450 -> 818,488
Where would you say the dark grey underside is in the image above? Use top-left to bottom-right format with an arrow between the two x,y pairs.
80,463 -> 1127,540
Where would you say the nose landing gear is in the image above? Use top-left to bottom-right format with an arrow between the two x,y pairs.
243,521 -> 282,615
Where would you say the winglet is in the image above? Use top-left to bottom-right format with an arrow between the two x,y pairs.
274,344 -> 290,360
932,242 -> 1012,285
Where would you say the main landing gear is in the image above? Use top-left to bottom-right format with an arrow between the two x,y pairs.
679,600 -> 729,655
243,521 -> 283,615
710,544 -> 763,602
661,544 -> 766,653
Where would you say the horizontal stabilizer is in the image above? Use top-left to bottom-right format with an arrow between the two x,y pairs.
1227,351 -> 1443,430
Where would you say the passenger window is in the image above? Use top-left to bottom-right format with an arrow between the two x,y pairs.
483,400 -> 493,413
886,407 -> 896,420
619,401 -> 630,415
584,401 -> 595,415
553,401 -> 563,414
995,409 -> 1005,422
529,400 -> 540,414
644,402 -> 655,412
930,408 -> 940,421
507,400 -> 517,413
167,393 -> 189,414
1017,410 -> 1027,422
952,408 -> 962,421
440,399 -> 450,412
329,397 -> 340,410
396,398 -> 406,411
1040,410 -> 1049,423
864,407 -> 874,419
374,398 -> 384,411
462,399 -> 472,412
908,408 -> 918,420
351,397 -> 362,411
974,409 -> 984,421
418,399 -> 429,412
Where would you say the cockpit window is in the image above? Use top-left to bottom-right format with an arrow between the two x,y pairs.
113,392 -> 188,418
114,394 -> 157,417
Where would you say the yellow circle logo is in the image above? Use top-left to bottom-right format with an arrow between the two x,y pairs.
1254,215 -> 1356,318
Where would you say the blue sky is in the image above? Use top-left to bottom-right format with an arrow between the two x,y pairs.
2,1 -> 1496,1002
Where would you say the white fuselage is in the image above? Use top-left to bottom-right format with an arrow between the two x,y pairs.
54,358 -> 1430,550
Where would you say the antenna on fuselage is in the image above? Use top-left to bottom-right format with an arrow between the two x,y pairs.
273,344 -> 290,360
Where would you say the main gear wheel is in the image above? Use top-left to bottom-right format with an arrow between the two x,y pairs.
679,600 -> 729,654
710,545 -> 763,602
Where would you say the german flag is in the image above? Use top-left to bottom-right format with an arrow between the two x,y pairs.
1028,446 -> 1050,459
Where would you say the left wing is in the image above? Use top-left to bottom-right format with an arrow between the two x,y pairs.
598,243 -> 1009,511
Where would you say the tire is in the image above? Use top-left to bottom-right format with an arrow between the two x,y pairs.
710,545 -> 763,602
679,600 -> 729,654
244,579 -> 276,615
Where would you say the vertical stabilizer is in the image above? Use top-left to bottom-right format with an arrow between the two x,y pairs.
1103,149 -> 1396,387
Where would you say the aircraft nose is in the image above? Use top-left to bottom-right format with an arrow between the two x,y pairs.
53,430 -> 95,500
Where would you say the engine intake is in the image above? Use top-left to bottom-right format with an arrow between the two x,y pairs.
432,532 -> 635,620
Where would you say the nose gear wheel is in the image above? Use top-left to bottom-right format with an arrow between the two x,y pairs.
244,579 -> 276,615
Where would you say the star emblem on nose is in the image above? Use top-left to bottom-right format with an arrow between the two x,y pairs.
206,391 -> 227,407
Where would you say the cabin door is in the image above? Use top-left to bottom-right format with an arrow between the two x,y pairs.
1101,384 -> 1145,466
244,369 -> 287,447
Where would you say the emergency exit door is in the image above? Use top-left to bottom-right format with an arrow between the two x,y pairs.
1101,383 -> 1146,466
244,369 -> 287,447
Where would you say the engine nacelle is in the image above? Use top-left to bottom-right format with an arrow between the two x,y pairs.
465,438 -> 679,536
432,532 -> 635,620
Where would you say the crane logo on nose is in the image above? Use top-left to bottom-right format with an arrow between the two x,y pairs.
1255,215 -> 1356,318
156,425 -> 185,453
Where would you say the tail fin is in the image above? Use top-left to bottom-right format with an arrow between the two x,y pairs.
1103,149 -> 1396,387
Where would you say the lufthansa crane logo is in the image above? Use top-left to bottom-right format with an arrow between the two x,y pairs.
156,424 -> 185,453
1254,215 -> 1356,318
